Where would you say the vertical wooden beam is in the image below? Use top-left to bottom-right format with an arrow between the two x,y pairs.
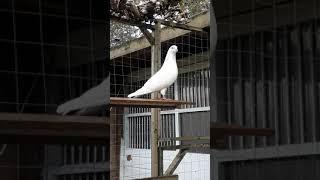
158,147 -> 164,176
46,145 -> 62,180
151,21 -> 161,177
110,107 -> 123,180
209,4 -> 219,180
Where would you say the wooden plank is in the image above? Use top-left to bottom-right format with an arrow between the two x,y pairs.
159,136 -> 210,141
110,97 -> 193,108
0,112 -> 108,124
110,107 -> 123,180
164,149 -> 187,175
212,142 -> 320,162
211,122 -> 275,137
0,134 -> 109,144
210,122 -> 274,149
134,175 -> 178,180
160,143 -> 210,151
159,20 -> 204,32
158,146 -> 164,176
0,113 -> 109,143
50,162 -> 109,175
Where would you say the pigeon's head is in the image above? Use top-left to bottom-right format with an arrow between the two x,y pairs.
169,45 -> 178,54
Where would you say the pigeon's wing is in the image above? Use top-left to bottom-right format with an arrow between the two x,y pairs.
127,69 -> 169,98
142,68 -> 169,92
56,77 -> 109,115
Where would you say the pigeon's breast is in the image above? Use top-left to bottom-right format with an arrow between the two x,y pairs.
165,64 -> 178,84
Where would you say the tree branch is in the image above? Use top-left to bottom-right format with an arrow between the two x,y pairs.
110,15 -> 154,30
128,3 -> 155,45
159,20 -> 204,32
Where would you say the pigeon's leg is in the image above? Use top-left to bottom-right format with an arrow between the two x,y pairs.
160,88 -> 168,99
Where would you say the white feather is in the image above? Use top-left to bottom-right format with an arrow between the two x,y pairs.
128,45 -> 178,98
56,76 -> 110,115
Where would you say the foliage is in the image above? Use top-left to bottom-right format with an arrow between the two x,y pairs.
110,0 -> 210,48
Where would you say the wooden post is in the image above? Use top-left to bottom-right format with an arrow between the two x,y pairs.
110,107 -> 123,180
158,147 -> 164,176
151,21 -> 161,176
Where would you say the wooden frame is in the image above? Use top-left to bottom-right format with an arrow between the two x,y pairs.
0,113 -> 109,143
134,175 -> 178,180
211,122 -> 274,149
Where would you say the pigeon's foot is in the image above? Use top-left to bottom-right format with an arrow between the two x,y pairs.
155,97 -> 168,100
160,97 -> 172,100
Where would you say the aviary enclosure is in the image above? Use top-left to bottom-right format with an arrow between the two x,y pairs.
1,0 -> 320,180
110,0 -> 211,179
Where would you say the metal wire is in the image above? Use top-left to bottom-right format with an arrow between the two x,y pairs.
0,0 -> 108,179
110,10 -> 210,178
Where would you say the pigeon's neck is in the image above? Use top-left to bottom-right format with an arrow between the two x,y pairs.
163,52 -> 176,67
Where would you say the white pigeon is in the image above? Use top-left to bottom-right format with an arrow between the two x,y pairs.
128,45 -> 178,98
56,76 -> 110,115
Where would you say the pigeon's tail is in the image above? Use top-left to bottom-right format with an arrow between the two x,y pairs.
56,97 -> 81,115
128,87 -> 150,98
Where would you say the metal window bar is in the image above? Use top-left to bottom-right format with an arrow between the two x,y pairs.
126,107 -> 209,149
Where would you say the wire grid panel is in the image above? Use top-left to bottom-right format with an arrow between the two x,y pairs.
54,144 -> 109,180
0,0 -> 108,179
214,0 -> 320,150
110,24 -> 210,179
0,144 -> 109,180
0,0 -> 107,115
212,0 -> 320,179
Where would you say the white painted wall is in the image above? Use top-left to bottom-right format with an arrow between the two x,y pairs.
120,145 -> 210,180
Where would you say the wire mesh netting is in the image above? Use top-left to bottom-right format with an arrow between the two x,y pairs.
110,10 -> 211,179
214,0 -> 320,150
0,0 -> 108,179
0,0 -> 107,114
212,0 -> 320,179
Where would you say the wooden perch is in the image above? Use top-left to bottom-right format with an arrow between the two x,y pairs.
210,122 -> 275,149
110,97 -> 193,108
0,112 -> 109,143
